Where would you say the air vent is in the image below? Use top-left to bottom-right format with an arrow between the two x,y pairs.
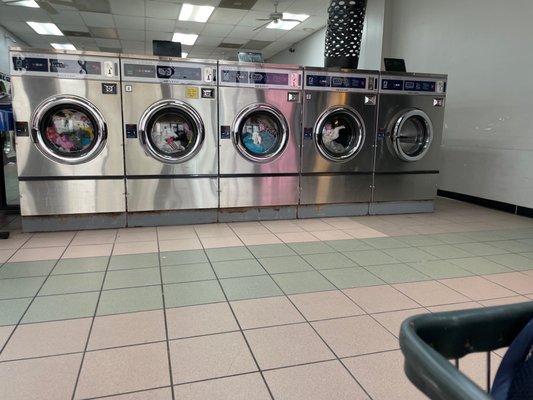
242,40 -> 272,50
218,0 -> 258,10
219,42 -> 242,49
89,27 -> 118,39
63,31 -> 92,38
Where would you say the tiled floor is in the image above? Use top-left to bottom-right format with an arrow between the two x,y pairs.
0,198 -> 532,399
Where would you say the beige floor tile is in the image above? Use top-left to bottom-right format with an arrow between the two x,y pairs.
10,246 -> 65,262
23,232 -> 75,248
75,342 -> 170,399
99,387 -> 172,399
310,230 -> 353,241
262,220 -> 304,233
116,228 -> 157,243
343,350 -> 426,400
264,360 -> 369,400
0,238 -> 29,250
158,238 -> 202,252
312,315 -> 398,357
244,323 -> 334,369
289,290 -> 364,321
0,353 -> 83,400
174,373 -> 270,400
0,318 -> 91,361
438,276 -> 515,301
71,231 -> 116,245
157,225 -> 197,240
169,332 -> 257,384
0,325 -> 15,348
456,352 -> 501,389
295,219 -> 337,231
166,303 -> 238,339
238,233 -> 282,245
393,281 -> 471,307
200,236 -> 243,248
479,296 -> 530,307
62,244 -> 113,259
195,224 -> 233,238
88,310 -> 166,350
113,241 -> 158,255
0,249 -> 16,262
372,308 -> 427,338
321,218 -> 369,230
483,272 -> 533,295
276,231 -> 319,243
427,302 -> 482,313
344,228 -> 388,239
231,225 -> 271,236
343,285 -> 421,313
231,296 -> 304,329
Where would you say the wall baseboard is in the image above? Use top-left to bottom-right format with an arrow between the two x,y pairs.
437,190 -> 532,219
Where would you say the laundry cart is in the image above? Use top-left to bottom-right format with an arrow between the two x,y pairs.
400,302 -> 533,399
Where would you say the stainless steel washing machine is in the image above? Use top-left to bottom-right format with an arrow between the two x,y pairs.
10,48 -> 126,231
372,72 -> 447,214
218,62 -> 302,221
299,67 -> 379,218
121,55 -> 218,225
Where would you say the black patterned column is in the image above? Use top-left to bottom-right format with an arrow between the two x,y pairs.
324,0 -> 367,69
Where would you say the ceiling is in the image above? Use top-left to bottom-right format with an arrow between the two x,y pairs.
0,0 -> 328,60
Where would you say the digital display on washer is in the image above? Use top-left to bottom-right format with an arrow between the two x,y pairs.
12,56 -> 48,72
404,80 -> 436,92
381,79 -> 404,91
306,74 -> 330,87
249,72 -> 289,85
49,59 -> 101,75
156,65 -> 202,80
123,63 -> 156,78
331,76 -> 366,89
221,69 -> 249,83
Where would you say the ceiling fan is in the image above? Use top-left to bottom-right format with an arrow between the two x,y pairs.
253,1 -> 300,31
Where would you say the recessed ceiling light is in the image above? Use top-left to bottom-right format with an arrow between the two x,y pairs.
27,21 -> 63,36
179,4 -> 215,23
181,52 -> 189,58
4,0 -> 39,7
172,32 -> 198,46
51,43 -> 76,50
267,13 -> 309,30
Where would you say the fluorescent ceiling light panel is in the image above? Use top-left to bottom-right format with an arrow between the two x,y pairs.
27,21 -> 63,36
181,52 -> 188,58
51,43 -> 76,50
267,13 -> 309,30
172,32 -> 198,45
179,4 -> 215,23
5,0 -> 39,7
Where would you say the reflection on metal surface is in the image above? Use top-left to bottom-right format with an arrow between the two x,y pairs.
219,176 -> 299,208
300,174 -> 372,205
373,173 -> 438,202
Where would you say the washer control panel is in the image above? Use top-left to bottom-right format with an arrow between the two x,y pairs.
121,58 -> 216,85
380,75 -> 447,95
219,64 -> 302,89
304,71 -> 378,93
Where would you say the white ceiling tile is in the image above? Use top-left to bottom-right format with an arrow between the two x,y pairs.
226,26 -> 258,40
286,0 -> 328,15
0,21 -> 34,35
121,40 -> 146,53
146,1 -> 180,19
50,11 -> 85,25
145,30 -> 173,41
201,23 -> 233,36
238,11 -> 273,28
95,38 -> 121,47
182,0 -> 221,6
80,12 -> 116,28
252,27 -> 287,41
251,0 -> 291,12
113,15 -> 145,29
14,6 -> 52,21
0,5 -> 23,21
118,29 -> 146,41
208,8 -> 247,25
173,21 -> 204,34
70,37 -> 98,45
220,37 -> 247,45
58,24 -> 90,33
146,18 -> 175,32
195,35 -> 222,47
110,0 -> 146,17
281,29 -> 310,42
294,16 -> 327,30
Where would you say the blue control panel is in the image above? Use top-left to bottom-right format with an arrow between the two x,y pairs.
306,74 -> 367,89
382,78 -> 445,93
381,79 -> 404,91
221,70 -> 291,85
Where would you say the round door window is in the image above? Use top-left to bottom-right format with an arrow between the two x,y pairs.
139,100 -> 204,164
233,104 -> 289,163
315,107 -> 365,162
391,109 -> 433,162
31,95 -> 107,164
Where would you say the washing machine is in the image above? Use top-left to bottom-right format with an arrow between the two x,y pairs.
218,62 -> 302,221
121,55 -> 218,226
299,67 -> 379,218
10,48 -> 126,231
372,72 -> 447,214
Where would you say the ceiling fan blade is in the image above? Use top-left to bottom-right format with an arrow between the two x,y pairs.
253,21 -> 272,31
255,18 -> 272,21
281,19 -> 302,22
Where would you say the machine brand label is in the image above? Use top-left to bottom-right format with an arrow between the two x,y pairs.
221,70 -> 249,84
102,83 -> 117,94
125,124 -> 138,139
156,65 -> 202,81
157,66 -> 174,78
185,87 -> 199,99
249,72 -> 289,86
201,88 -> 215,99
15,121 -> 29,137
12,56 -> 48,72
220,125 -> 231,140
49,59 -> 102,75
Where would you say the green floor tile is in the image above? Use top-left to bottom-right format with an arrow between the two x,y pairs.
103,267 -> 160,290
449,257 -> 512,275
0,276 -> 46,300
52,257 -> 109,275
362,237 -> 410,249
23,292 -> 99,323
212,259 -> 266,279
343,249 -> 398,266
160,250 -> 208,266
165,280 -> 225,307
109,253 -> 159,270
0,260 -> 56,279
416,245 -> 471,260
258,255 -> 314,274
325,239 -> 373,252
287,242 -> 336,255
428,233 -> 475,244
490,240 -> 533,253
485,254 -> 533,271
247,243 -> 296,258
408,260 -> 473,279
453,242 -> 508,256
162,263 -> 215,284
462,231 -> 506,242
320,267 -> 383,289
490,229 -> 533,240
302,253 -> 356,270
0,298 -> 32,326
220,275 -> 282,300
40,272 -> 104,295
271,271 -> 335,295
396,235 -> 445,247
366,264 -> 431,284
205,247 -> 253,262
97,286 -> 163,315
522,252 -> 533,260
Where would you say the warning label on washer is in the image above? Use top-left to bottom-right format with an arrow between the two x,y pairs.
185,87 -> 199,99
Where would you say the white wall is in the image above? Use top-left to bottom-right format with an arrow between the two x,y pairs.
384,0 -> 533,208
0,26 -> 17,74
267,27 -> 326,67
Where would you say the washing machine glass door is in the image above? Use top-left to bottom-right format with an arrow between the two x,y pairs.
139,100 -> 204,164
32,95 -> 107,165
233,104 -> 289,163
391,109 -> 433,162
314,107 -> 366,162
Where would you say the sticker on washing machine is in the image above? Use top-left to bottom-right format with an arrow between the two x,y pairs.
220,125 -> 231,140
15,121 -> 29,137
185,87 -> 199,99
303,127 -> 313,140
101,83 -> 117,94
201,88 -> 215,99
377,129 -> 386,140
125,124 -> 138,139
